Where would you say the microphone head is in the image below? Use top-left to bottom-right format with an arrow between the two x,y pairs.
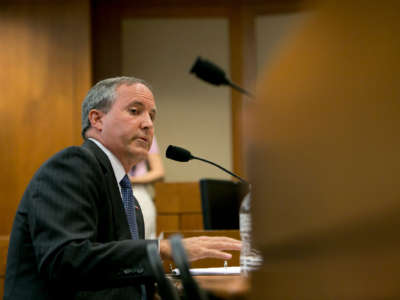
190,57 -> 230,86
166,145 -> 194,162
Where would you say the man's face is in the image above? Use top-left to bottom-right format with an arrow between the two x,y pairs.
99,83 -> 156,169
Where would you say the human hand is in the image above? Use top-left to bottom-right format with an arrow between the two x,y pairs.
160,236 -> 241,262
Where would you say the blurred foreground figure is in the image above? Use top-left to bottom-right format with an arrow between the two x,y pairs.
248,0 -> 400,299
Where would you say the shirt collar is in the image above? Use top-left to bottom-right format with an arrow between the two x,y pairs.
88,138 -> 126,185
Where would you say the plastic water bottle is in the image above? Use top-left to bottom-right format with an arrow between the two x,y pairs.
239,192 -> 263,276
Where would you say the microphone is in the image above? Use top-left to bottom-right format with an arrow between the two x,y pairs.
166,145 -> 193,162
190,56 -> 254,99
166,145 -> 249,185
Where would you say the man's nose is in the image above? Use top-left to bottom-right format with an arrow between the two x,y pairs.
141,113 -> 154,129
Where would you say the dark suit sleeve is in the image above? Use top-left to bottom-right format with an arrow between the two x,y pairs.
27,146 -> 156,290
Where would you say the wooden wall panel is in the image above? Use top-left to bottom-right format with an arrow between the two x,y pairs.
229,6 -> 256,179
180,213 -> 203,230
157,215 -> 180,233
155,182 -> 202,213
155,182 -> 203,233
0,236 -> 9,300
0,1 -> 91,235
92,0 -> 122,82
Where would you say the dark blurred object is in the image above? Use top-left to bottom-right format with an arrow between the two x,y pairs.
190,57 -> 229,86
190,57 -> 254,98
166,145 -> 194,162
169,234 -> 209,300
146,243 -> 179,300
199,179 -> 249,230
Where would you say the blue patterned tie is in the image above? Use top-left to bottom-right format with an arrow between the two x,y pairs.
119,175 -> 139,240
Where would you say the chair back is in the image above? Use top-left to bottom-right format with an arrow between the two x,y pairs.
199,179 -> 248,230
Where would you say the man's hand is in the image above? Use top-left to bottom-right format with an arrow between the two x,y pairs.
160,236 -> 241,262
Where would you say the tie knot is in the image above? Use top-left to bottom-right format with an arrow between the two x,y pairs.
120,175 -> 132,189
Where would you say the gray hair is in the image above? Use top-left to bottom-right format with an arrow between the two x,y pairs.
81,76 -> 152,139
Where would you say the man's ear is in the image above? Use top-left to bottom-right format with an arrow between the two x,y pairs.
88,109 -> 105,132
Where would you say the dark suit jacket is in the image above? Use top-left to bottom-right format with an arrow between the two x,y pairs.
4,140 -> 157,300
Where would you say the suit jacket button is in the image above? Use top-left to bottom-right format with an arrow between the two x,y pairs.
123,269 -> 133,275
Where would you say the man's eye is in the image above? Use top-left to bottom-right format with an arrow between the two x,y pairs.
130,109 -> 138,114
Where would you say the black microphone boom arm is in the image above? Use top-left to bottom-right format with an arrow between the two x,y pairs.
192,156 -> 249,185
166,144 -> 250,186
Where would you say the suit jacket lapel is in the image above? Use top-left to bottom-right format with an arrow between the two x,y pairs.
82,140 -> 132,240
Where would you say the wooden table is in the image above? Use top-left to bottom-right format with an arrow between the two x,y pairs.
169,274 -> 249,300
196,274 -> 249,300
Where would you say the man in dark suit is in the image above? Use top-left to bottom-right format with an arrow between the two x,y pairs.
4,77 -> 241,300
